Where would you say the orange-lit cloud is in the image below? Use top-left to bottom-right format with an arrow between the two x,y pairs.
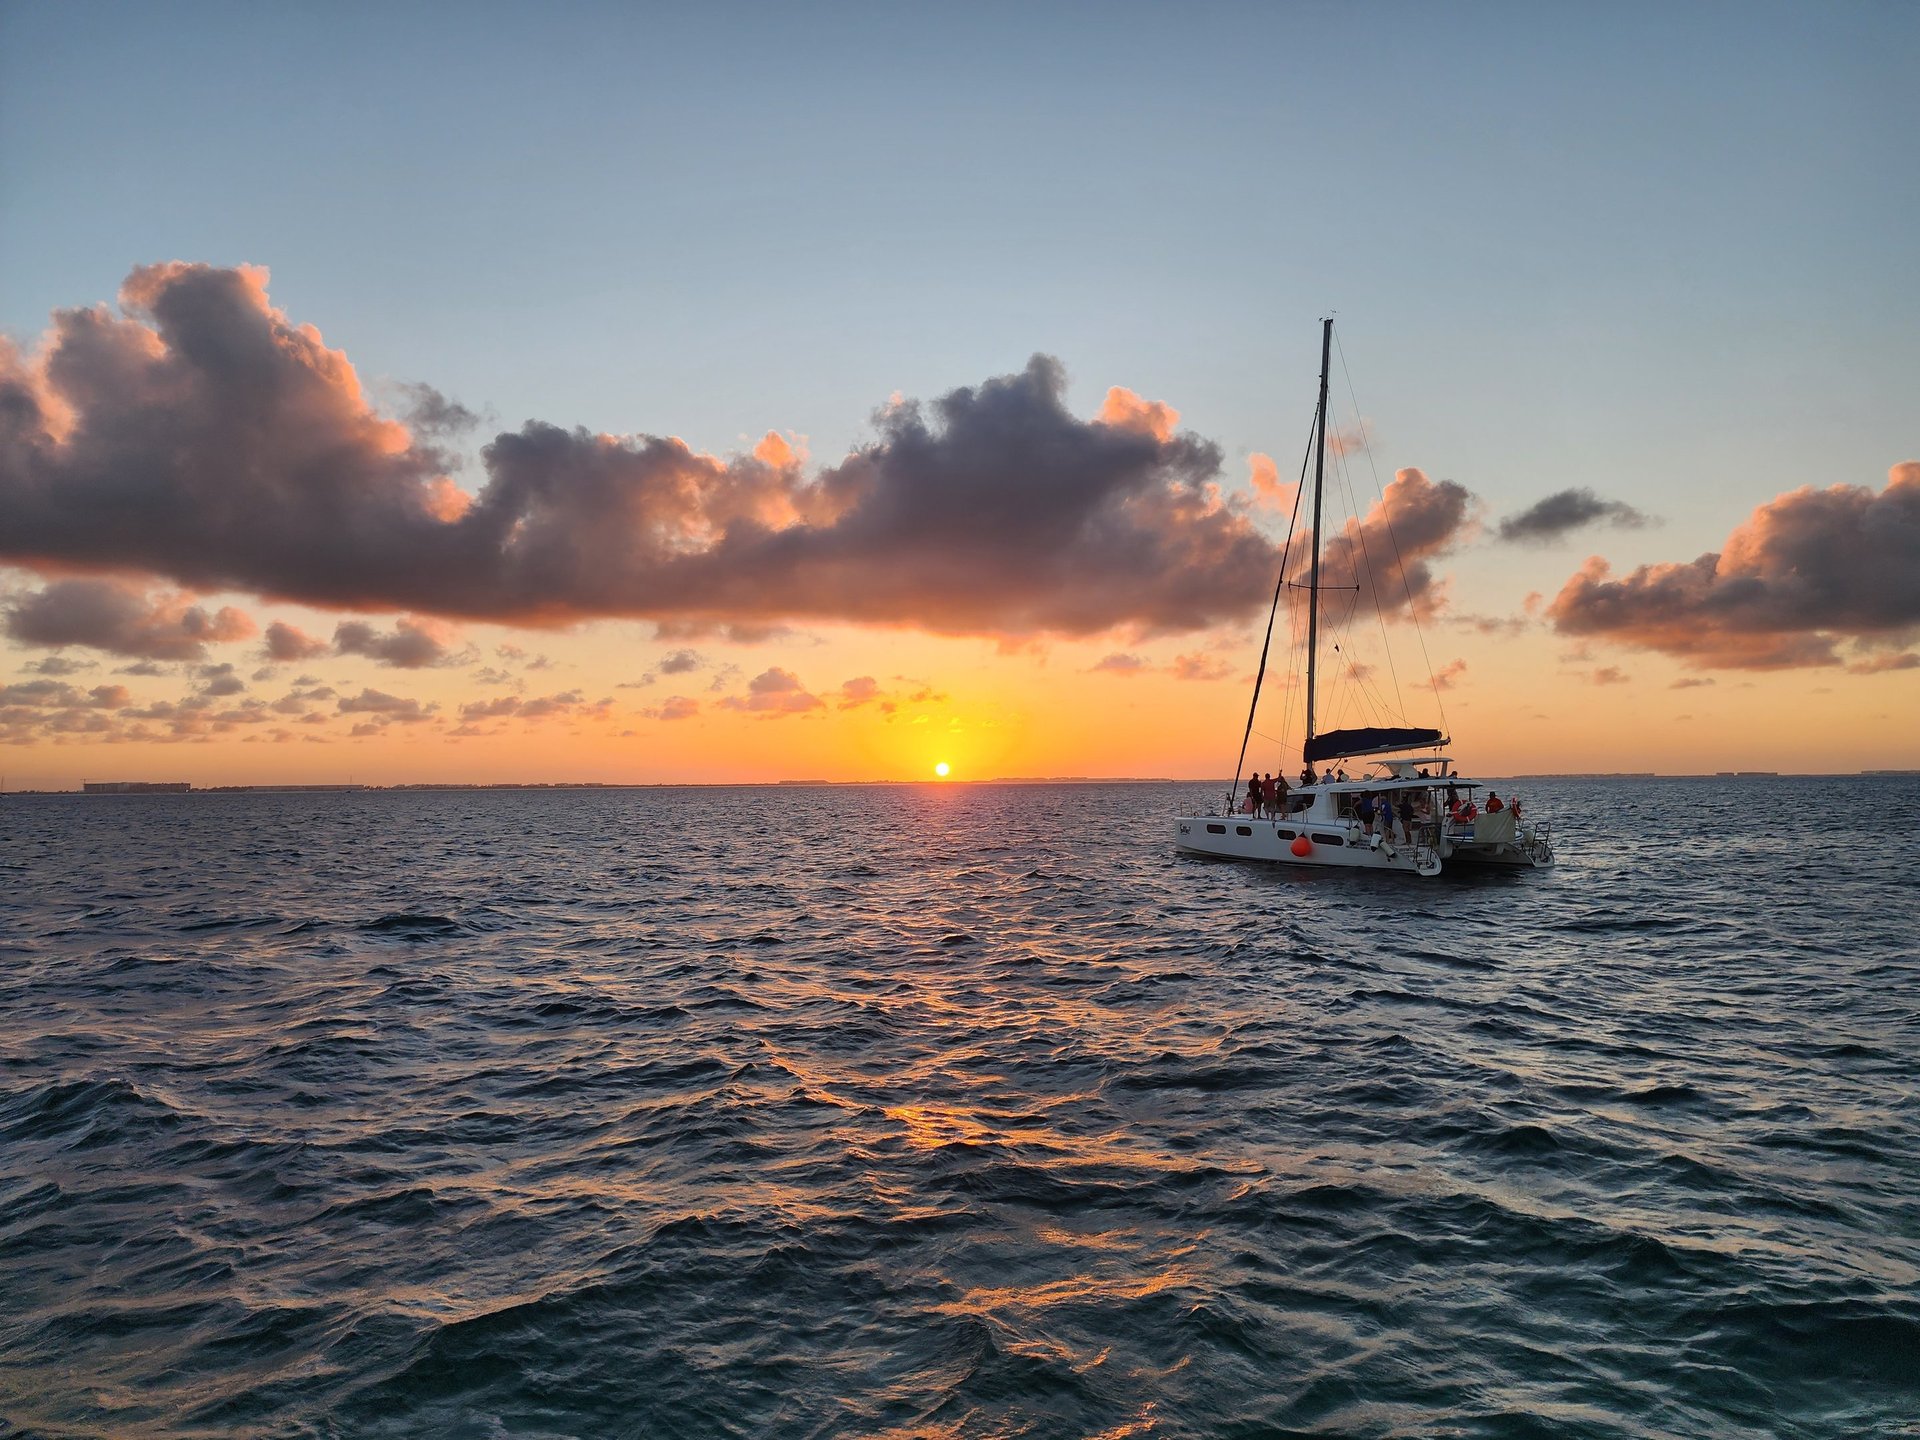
1295,468 -> 1473,619
1247,451 -> 1296,513
1097,386 -> 1179,442
263,620 -> 328,661
1549,462 -> 1920,668
717,666 -> 823,716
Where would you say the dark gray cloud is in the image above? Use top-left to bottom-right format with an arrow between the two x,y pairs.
21,655 -> 96,675
333,617 -> 466,668
3,577 -> 253,659
1498,488 -> 1650,543
1550,463 -> 1920,668
0,264 -> 1308,639
263,621 -> 329,662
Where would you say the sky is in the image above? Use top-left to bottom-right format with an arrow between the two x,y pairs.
2,0 -> 1915,786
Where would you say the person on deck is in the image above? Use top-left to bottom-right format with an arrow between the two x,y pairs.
1398,793 -> 1417,843
1271,774 -> 1290,818
1486,791 -> 1505,812
1244,774 -> 1264,814
1354,793 -> 1375,834
1301,764 -> 1316,788
1320,766 -> 1335,784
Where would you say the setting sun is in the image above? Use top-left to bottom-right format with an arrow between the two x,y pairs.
934,761 -> 950,778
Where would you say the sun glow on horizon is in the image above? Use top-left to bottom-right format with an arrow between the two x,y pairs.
934,761 -> 950,778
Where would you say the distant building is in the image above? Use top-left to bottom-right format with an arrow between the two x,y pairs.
82,781 -> 190,794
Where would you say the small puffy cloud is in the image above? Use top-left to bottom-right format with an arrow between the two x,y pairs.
397,381 -> 481,439
1669,677 -> 1716,690
4,577 -> 253,659
264,620 -> 329,661
1549,464 -> 1920,669
1498,488 -> 1651,544
718,666 -> 823,716
1590,666 -> 1631,686
837,675 -> 884,709
337,687 -> 435,722
1433,658 -> 1468,691
197,663 -> 246,697
1169,652 -> 1233,682
1248,452 -> 1296,513
643,695 -> 700,722
657,648 -> 704,675
335,616 -> 466,668
21,655 -> 96,676
0,683 -> 121,714
1091,652 -> 1149,675
458,689 -> 599,722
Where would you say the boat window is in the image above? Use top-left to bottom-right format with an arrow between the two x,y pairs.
1235,825 -> 1252,836
1275,828 -> 1295,839
1206,823 -> 1226,834
1312,833 -> 1345,847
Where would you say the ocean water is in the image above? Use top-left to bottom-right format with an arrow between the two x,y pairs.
1,778 -> 1916,1439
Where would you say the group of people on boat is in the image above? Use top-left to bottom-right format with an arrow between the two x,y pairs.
1240,773 -> 1300,818
1240,770 -> 1527,844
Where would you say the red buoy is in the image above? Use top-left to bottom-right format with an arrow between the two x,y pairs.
1290,835 -> 1313,857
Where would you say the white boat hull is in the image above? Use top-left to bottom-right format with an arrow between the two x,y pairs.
1175,814 -> 1443,876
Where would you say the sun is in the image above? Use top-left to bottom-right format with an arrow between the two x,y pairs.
934,761 -> 951,778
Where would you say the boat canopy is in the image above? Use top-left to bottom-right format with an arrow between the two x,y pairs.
1304,726 -> 1448,764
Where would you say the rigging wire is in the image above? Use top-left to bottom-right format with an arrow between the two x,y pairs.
1334,326 -> 1451,737
1228,404 -> 1316,806
1326,394 -> 1410,724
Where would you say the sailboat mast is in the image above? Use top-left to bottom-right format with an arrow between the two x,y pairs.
1304,317 -> 1331,759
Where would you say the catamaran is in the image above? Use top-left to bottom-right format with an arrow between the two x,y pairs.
1174,320 -> 1554,876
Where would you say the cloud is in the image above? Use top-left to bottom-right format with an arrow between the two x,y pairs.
1433,658 -> 1468,691
1091,652 -> 1148,675
1498,488 -> 1650,543
837,675 -> 883,708
1590,666 -> 1631,685
0,265 -> 1297,640
1548,463 -> 1920,669
263,620 -> 329,661
1847,652 -> 1919,674
334,615 -> 467,668
3,577 -> 254,659
458,688 -> 600,722
1097,386 -> 1180,443
1169,652 -> 1233,682
643,695 -> 700,721
396,381 -> 480,438
0,679 -> 126,708
717,666 -> 823,716
1247,452 -> 1297,513
21,655 -> 96,675
1669,677 -> 1716,690
196,662 -> 246,697
1301,468 -> 1473,619
657,648 -> 704,675
336,687 -> 434,722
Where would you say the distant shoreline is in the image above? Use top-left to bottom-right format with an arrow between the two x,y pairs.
6,771 -> 1917,796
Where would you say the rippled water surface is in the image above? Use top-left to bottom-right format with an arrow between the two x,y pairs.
2,779 -> 1917,1438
